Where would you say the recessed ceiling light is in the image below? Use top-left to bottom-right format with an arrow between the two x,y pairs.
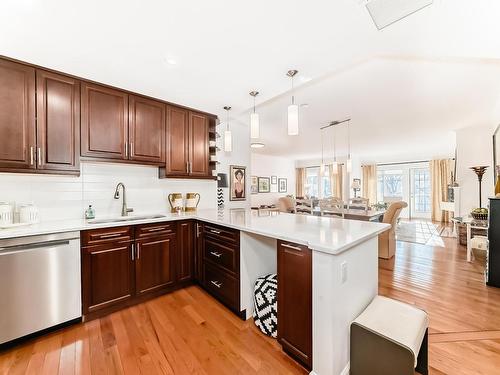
250,142 -> 265,149
166,58 -> 178,65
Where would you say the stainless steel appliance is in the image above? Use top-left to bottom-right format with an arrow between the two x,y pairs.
0,232 -> 81,344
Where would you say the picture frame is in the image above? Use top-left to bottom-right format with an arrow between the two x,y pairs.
278,178 -> 287,193
270,184 -> 278,193
229,165 -> 246,201
271,175 -> 277,184
251,176 -> 258,194
258,177 -> 271,193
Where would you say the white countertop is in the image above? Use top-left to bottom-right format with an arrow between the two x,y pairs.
0,209 -> 390,255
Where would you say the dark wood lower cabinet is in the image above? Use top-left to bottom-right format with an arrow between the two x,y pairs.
277,240 -> 313,370
135,234 -> 176,295
177,221 -> 194,283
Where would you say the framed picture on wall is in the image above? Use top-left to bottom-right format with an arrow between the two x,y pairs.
251,176 -> 258,194
258,177 -> 270,193
271,184 -> 278,193
278,178 -> 287,193
230,165 -> 246,201
271,175 -> 277,184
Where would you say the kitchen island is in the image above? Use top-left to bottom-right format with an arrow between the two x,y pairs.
0,209 -> 389,375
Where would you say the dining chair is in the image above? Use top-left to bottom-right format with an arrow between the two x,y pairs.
319,197 -> 344,218
349,197 -> 370,212
294,197 -> 314,215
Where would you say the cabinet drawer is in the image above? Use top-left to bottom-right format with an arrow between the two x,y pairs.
135,222 -> 176,238
82,226 -> 133,246
203,262 -> 239,311
204,223 -> 239,245
204,239 -> 238,274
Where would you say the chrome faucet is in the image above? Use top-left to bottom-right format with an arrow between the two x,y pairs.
114,182 -> 134,216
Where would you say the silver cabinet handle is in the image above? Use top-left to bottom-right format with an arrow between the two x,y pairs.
210,251 -> 222,258
147,227 -> 170,232
136,244 -> 140,259
99,233 -> 122,239
282,243 -> 303,251
210,280 -> 222,288
130,142 -> 134,156
210,229 -> 221,234
186,161 -> 189,173
30,146 -> 34,165
125,142 -> 128,157
196,223 -> 202,238
131,244 -> 135,261
189,162 -> 193,174
37,147 -> 41,166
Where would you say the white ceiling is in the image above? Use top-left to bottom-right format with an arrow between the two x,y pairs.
1,0 -> 500,162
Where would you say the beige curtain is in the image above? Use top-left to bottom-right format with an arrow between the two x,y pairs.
296,168 -> 305,198
362,164 -> 377,205
430,159 -> 452,223
328,164 -> 343,200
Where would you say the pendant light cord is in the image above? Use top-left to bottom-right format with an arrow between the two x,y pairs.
347,119 -> 351,159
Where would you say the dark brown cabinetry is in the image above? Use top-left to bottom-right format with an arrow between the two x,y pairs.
37,70 -> 80,173
200,223 -> 243,317
177,221 -> 194,283
277,240 -> 313,370
0,60 -> 79,174
81,82 -> 128,160
162,108 -> 214,179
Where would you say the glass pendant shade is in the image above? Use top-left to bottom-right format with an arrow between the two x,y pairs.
250,113 -> 259,139
287,104 -> 299,135
332,161 -> 339,175
224,129 -> 232,152
346,158 -> 352,174
320,163 -> 325,175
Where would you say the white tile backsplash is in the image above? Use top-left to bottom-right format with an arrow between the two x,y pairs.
0,162 -> 217,220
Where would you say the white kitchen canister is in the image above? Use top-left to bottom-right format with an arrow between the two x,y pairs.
19,204 -> 39,224
0,202 -> 14,225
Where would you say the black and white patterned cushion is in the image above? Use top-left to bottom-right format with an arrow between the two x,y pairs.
253,273 -> 278,338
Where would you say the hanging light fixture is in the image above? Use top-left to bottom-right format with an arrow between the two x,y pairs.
287,69 -> 299,136
223,106 -> 232,152
332,125 -> 338,175
249,91 -> 260,139
320,129 -> 325,175
346,119 -> 352,174
250,142 -> 265,149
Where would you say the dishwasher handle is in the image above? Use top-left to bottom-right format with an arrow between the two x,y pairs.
0,240 -> 71,255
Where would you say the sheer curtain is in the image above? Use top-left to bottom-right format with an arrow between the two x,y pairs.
296,168 -> 306,198
329,164 -> 343,200
430,159 -> 452,222
362,164 -> 377,205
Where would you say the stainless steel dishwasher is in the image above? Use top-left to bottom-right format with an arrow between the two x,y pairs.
0,231 -> 81,344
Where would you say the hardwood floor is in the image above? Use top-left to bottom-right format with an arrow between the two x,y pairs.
1,235 -> 499,374
380,237 -> 500,375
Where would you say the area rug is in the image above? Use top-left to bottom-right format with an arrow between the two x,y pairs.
396,221 -> 444,245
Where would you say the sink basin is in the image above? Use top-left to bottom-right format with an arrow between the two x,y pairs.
87,214 -> 167,225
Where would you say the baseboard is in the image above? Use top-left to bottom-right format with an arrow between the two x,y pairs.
308,362 -> 349,375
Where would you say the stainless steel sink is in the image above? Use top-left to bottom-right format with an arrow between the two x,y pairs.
87,214 -> 167,225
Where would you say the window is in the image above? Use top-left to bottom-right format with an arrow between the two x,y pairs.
304,166 -> 333,198
377,169 -> 403,202
412,168 -> 431,213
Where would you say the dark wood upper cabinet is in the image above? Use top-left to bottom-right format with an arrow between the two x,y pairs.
81,82 -> 128,160
177,221 -> 194,282
129,95 -> 165,164
277,241 -> 313,370
0,59 -> 36,170
135,234 -> 176,295
189,112 -> 210,177
82,241 -> 135,315
165,105 -> 189,176
36,70 -> 80,173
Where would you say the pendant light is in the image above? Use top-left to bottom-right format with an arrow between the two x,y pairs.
346,119 -> 352,173
332,125 -> 338,175
223,106 -> 232,152
249,91 -> 260,139
287,70 -> 299,136
320,129 -> 325,175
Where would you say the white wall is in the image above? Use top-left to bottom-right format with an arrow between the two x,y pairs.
0,162 -> 217,221
455,125 -> 495,214
250,153 -> 295,207
217,119 -> 251,209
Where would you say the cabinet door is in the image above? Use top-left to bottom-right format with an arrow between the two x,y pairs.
81,82 -> 128,160
177,221 -> 194,282
36,70 -> 80,173
165,106 -> 189,176
129,95 -> 165,164
277,241 -> 312,370
0,59 -> 36,170
189,112 -> 209,177
135,234 -> 176,295
82,242 -> 135,315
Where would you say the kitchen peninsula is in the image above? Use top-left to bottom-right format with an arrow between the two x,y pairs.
0,209 -> 389,375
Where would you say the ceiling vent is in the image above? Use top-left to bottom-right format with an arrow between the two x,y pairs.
365,0 -> 433,30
